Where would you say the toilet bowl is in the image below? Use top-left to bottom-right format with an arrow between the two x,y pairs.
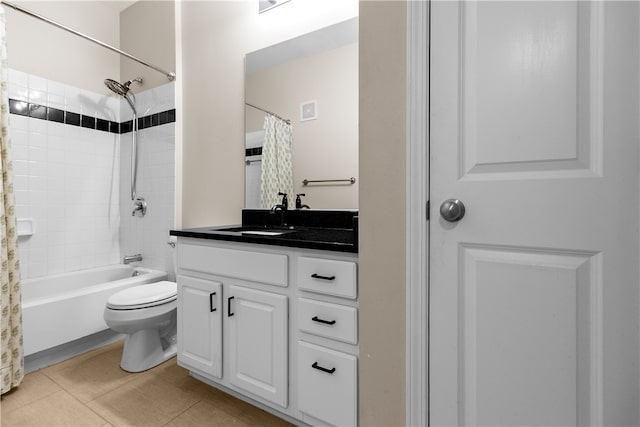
104,281 -> 177,372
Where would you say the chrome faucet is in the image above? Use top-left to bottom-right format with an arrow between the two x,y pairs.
123,254 -> 143,264
132,197 -> 147,217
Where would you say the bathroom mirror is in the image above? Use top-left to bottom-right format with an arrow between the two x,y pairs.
245,18 -> 358,210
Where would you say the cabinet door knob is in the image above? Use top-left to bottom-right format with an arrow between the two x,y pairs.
227,296 -> 235,317
312,362 -> 336,374
312,316 -> 336,326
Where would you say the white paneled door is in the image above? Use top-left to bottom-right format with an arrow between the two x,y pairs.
429,2 -> 639,426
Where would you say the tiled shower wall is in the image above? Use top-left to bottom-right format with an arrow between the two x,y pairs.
8,69 -> 175,280
119,84 -> 176,280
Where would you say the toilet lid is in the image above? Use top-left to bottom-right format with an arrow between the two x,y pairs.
107,281 -> 177,310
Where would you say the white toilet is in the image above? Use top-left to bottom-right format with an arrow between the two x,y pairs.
103,281 -> 178,372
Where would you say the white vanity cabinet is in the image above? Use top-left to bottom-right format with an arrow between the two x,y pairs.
175,237 -> 358,426
176,239 -> 289,408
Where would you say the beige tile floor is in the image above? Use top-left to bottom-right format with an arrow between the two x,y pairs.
1,340 -> 293,426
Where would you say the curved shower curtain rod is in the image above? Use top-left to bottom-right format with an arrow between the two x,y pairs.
0,0 -> 176,81
246,102 -> 291,125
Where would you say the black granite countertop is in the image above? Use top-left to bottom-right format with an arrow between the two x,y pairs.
170,209 -> 358,254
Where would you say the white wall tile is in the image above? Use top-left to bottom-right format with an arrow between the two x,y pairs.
48,94 -> 66,110
47,121 -> 66,138
8,69 -> 28,87
9,83 -> 28,102
29,117 -> 47,134
47,80 -> 66,98
9,116 -> 29,133
10,70 -> 175,280
28,74 -> 48,93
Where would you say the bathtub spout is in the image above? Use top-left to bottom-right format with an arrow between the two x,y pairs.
123,254 -> 143,264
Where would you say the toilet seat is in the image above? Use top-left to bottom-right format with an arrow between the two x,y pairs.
107,281 -> 177,310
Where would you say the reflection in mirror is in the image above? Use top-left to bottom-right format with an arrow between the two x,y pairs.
245,18 -> 358,210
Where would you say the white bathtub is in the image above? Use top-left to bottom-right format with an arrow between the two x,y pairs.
22,265 -> 168,356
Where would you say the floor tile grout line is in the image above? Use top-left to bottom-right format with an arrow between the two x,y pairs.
4,343 -> 291,427
38,346 -> 141,405
161,399 -> 203,426
72,391 -> 113,427
1,388 -> 111,427
0,373 -> 64,417
49,385 -> 112,426
38,367 -> 133,406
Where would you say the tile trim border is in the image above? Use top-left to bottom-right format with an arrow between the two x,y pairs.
8,98 -> 176,134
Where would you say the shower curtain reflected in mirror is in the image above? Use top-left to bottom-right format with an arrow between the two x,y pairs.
260,115 -> 293,208
0,6 -> 23,395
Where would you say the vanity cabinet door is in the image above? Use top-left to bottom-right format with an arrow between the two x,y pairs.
226,285 -> 288,408
177,275 -> 222,378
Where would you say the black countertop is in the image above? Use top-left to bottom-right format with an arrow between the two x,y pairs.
170,210 -> 358,254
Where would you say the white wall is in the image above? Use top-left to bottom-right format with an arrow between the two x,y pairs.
120,1 -> 176,90
4,1 -> 121,93
179,0 -> 358,227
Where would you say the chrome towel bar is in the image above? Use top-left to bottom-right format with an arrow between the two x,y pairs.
302,177 -> 356,186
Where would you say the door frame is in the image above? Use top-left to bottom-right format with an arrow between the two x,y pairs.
406,1 -> 429,425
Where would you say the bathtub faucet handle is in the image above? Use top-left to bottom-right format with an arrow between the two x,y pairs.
123,254 -> 143,264
132,197 -> 147,217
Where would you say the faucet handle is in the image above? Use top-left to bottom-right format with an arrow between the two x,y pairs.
277,192 -> 288,209
132,197 -> 147,217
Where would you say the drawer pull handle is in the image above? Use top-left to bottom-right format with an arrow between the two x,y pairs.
311,273 -> 336,281
312,362 -> 336,374
210,292 -> 217,312
228,296 -> 235,317
312,316 -> 336,326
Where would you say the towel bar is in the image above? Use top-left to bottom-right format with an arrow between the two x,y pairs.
302,177 -> 356,186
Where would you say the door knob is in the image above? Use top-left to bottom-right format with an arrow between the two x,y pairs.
440,199 -> 465,222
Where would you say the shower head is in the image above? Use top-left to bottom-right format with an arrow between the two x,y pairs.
104,77 -> 143,96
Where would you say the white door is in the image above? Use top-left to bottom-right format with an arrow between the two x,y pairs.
227,285 -> 288,407
429,2 -> 639,426
177,275 -> 222,378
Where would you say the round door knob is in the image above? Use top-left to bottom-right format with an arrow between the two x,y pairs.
440,199 -> 465,222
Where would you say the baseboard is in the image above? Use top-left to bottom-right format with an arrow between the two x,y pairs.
24,329 -> 124,373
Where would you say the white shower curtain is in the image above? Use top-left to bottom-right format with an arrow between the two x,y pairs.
260,115 -> 293,209
0,6 -> 23,395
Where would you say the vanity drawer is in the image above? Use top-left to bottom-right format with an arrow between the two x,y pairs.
297,257 -> 357,299
298,298 -> 358,344
177,243 -> 288,287
297,341 -> 357,427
